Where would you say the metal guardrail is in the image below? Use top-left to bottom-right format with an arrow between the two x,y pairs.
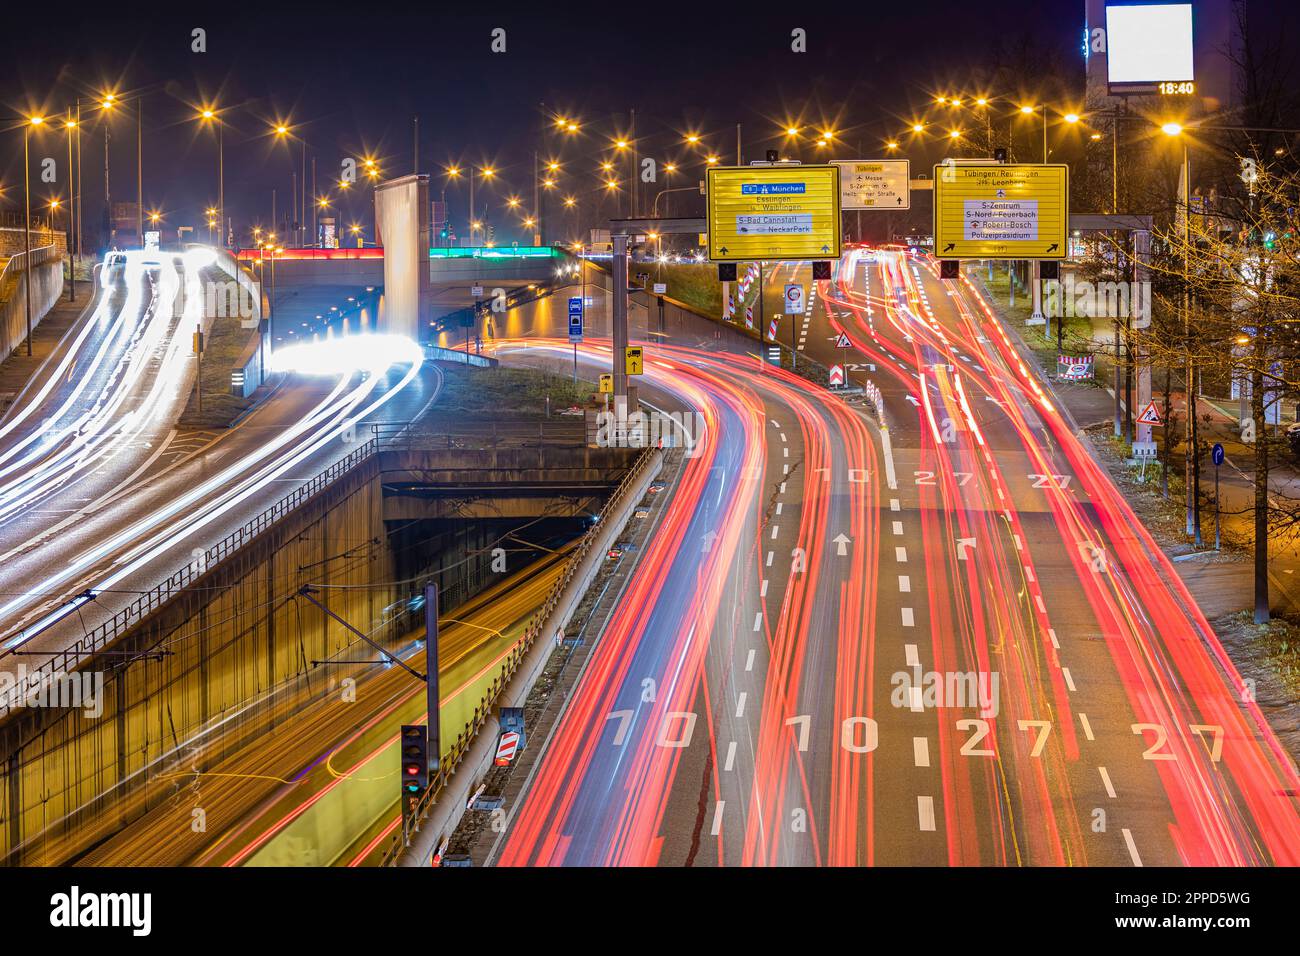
373,419 -> 587,451
377,442 -> 657,866
0,245 -> 59,287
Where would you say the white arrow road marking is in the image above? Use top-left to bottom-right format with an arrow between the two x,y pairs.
832,533 -> 851,556
956,537 -> 977,560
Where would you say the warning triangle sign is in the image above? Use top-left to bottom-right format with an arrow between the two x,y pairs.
836,333 -> 851,349
1136,401 -> 1163,426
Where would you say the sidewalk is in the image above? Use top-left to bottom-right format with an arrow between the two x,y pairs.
971,268 -> 1300,619
0,286 -> 94,419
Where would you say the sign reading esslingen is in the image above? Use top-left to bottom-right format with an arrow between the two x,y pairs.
933,163 -> 1068,259
707,165 -> 841,262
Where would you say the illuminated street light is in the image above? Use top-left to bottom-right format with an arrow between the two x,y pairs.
1162,122 -> 1184,136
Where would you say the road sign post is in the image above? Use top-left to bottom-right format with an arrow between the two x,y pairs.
568,295 -> 584,384
706,165 -> 841,262
1212,442 -> 1225,551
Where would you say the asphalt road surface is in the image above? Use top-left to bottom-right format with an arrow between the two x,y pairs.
487,247 -> 1300,867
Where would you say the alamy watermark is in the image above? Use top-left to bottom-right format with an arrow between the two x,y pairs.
203,278 -> 260,328
594,409 -> 707,459
0,665 -> 104,718
1044,276 -> 1150,321
890,665 -> 1000,717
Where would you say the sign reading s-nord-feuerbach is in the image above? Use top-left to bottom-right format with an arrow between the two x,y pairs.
933,163 -> 1069,259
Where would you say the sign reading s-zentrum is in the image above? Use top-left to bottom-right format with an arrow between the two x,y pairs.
933,163 -> 1069,259
707,165 -> 842,262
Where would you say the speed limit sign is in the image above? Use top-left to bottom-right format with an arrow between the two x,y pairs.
784,283 -> 805,315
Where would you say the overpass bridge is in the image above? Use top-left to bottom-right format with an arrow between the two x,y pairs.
235,245 -> 571,342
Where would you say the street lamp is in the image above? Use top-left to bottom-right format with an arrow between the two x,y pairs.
21,115 -> 46,355
61,113 -> 78,300
100,91 -> 143,244
1018,104 -> 1048,162
1161,119 -> 1200,543
198,106 -> 224,245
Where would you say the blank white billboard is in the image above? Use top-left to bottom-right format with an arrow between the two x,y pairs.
1106,3 -> 1195,84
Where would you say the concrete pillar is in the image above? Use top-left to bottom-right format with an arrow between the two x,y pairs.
1133,229 -> 1153,445
1030,259 -> 1044,321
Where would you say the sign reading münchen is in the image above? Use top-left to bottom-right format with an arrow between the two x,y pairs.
707,165 -> 841,262
933,163 -> 1069,259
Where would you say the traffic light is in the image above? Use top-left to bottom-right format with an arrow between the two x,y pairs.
400,724 -> 429,796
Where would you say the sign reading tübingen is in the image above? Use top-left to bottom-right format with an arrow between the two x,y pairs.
933,163 -> 1069,259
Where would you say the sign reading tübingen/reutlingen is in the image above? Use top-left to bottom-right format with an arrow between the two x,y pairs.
933,163 -> 1069,259
707,165 -> 841,262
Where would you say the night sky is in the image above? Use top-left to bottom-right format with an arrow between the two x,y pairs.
0,0 -> 1254,247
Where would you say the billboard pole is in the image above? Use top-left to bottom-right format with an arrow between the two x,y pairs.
612,233 -> 629,420
425,583 -> 440,777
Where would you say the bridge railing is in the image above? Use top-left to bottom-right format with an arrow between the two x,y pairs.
371,419 -> 587,450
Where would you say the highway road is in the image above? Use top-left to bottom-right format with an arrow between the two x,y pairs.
0,251 -> 437,693
485,247 -> 1300,866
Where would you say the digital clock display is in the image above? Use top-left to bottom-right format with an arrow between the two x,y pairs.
1158,81 -> 1196,95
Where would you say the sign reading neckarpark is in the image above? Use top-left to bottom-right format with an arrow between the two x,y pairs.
933,163 -> 1069,259
706,165 -> 842,262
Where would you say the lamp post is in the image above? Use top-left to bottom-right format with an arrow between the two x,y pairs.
471,165 -> 494,246
63,114 -> 76,301
1162,122 -> 1200,544
199,108 -> 223,245
22,115 -> 44,356
99,93 -> 143,245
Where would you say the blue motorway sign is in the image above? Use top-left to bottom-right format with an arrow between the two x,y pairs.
741,182 -> 807,195
568,296 -> 584,342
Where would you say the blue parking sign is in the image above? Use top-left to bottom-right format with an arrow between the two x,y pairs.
568,296 -> 584,342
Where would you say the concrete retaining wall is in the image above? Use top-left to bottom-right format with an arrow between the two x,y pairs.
0,246 -> 64,362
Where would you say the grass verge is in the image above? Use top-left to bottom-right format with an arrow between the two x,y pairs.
432,362 -> 598,418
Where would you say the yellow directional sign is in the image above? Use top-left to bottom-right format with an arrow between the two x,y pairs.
706,165 -> 841,262
933,163 -> 1069,259
625,346 -> 643,375
599,373 -> 613,393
